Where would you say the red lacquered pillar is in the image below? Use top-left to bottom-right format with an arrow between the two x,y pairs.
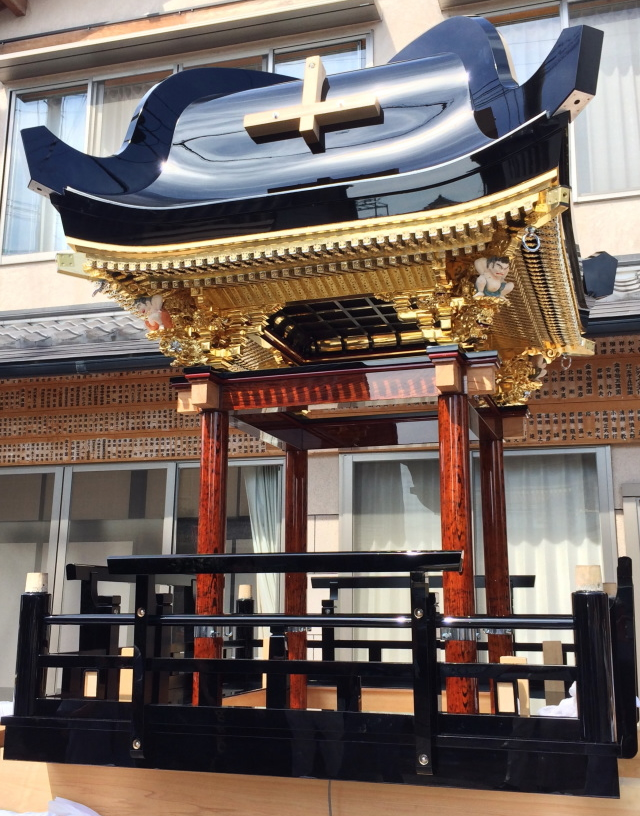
479,423 -> 513,666
194,406 -> 229,706
285,448 -> 308,709
438,390 -> 479,714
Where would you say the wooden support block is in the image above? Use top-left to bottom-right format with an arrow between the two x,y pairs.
542,640 -> 566,706
497,655 -> 529,716
176,389 -> 196,414
434,361 -> 463,393
502,415 -> 526,439
575,564 -> 603,591
190,380 -> 221,410
466,365 -> 496,395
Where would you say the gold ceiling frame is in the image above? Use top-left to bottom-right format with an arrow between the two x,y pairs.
61,169 -> 592,392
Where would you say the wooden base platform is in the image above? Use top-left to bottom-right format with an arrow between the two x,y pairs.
1,749 -> 639,816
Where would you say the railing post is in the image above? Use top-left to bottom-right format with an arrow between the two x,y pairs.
13,579 -> 50,717
266,625 -> 289,709
410,570 -> 438,776
610,556 -> 638,757
321,598 -> 336,662
573,587 -> 616,743
130,574 -> 157,760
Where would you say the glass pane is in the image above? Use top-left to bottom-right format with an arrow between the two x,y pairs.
186,55 -> 265,71
274,39 -> 366,78
570,0 -> 640,195
3,86 -> 87,255
474,452 -> 603,663
58,468 -> 167,653
0,472 -> 56,698
91,71 -> 172,157
176,464 -> 282,616
353,459 -> 441,551
495,14 -> 561,84
351,458 -> 440,662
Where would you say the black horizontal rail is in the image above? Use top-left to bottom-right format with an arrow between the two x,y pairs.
39,654 -> 134,670
148,657 -> 414,678
45,613 -> 413,628
43,612 -> 575,630
311,575 -> 536,590
441,614 -> 574,629
439,662 -> 577,681
435,734 -> 619,757
107,550 -> 463,575
307,639 -> 575,653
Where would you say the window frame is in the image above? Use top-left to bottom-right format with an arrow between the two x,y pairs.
340,444 -> 617,577
485,0 -> 640,202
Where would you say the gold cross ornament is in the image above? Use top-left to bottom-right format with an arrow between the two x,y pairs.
244,56 -> 381,148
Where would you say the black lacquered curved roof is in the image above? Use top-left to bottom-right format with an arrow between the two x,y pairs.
21,17 -> 603,247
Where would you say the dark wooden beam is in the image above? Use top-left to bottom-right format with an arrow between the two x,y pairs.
285,448 -> 308,709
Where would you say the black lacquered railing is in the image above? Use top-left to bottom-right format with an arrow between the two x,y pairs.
3,552 -> 638,797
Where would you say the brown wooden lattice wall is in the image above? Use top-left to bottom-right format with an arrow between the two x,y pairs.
518,334 -> 640,446
0,369 -> 272,466
1,335 -> 638,466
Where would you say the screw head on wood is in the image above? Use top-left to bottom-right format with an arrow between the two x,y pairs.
418,753 -> 429,766
136,607 -> 146,618
132,739 -> 141,750
414,608 -> 424,619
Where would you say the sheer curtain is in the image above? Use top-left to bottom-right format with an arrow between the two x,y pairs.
3,87 -> 86,255
352,458 -> 441,660
91,72 -> 171,157
243,465 -> 283,614
571,1 -> 640,196
474,452 -> 604,656
496,16 -> 562,85
498,2 -> 640,197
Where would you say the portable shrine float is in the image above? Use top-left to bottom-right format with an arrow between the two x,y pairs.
3,14 -> 638,805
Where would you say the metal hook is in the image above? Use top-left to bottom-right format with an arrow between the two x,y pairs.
522,226 -> 541,253
561,354 -> 572,370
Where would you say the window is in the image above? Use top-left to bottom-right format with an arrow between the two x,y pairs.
569,0 -> 640,197
274,38 -> 367,77
493,0 -> 640,198
3,85 -> 87,256
342,447 -> 615,661
472,448 -> 615,653
1,36 -> 368,260
176,462 -> 284,614
0,459 -> 283,699
90,71 -> 172,157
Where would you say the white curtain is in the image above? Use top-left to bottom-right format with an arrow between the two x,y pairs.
571,2 -> 640,196
91,74 -> 169,157
474,452 -> 603,659
497,16 -> 562,85
3,88 -> 86,255
352,458 -> 441,660
243,465 -> 282,614
498,3 -> 640,197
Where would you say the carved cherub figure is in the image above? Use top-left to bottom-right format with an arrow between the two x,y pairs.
473,255 -> 514,299
135,294 -> 173,330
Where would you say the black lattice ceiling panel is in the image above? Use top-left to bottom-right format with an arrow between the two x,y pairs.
268,297 -> 422,360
